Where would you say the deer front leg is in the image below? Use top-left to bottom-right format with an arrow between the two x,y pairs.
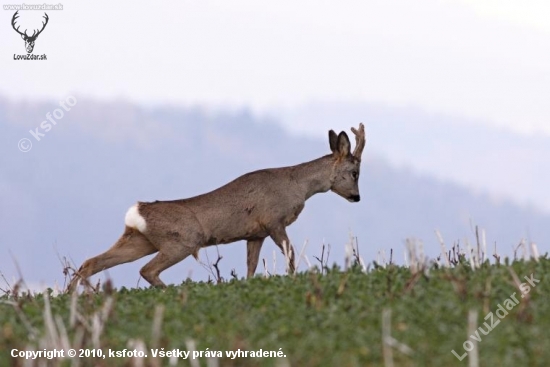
268,227 -> 296,275
247,238 -> 266,278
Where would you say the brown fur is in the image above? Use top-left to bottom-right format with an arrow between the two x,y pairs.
68,124 -> 366,291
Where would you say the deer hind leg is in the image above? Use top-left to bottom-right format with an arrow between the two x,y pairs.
139,231 -> 204,288
137,206 -> 205,288
268,227 -> 296,275
68,227 -> 157,291
139,244 -> 197,288
247,238 -> 266,278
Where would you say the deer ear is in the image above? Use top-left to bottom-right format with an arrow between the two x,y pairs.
21,34 -> 25,40
336,131 -> 351,157
329,130 -> 338,152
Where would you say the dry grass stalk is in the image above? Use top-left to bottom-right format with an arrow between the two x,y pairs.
467,309 -> 479,367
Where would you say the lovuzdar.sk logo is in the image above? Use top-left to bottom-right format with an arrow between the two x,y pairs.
11,10 -> 48,60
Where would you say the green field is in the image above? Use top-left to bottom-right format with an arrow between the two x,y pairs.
1,255 -> 549,367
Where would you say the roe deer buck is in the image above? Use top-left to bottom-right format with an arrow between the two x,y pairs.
68,123 -> 366,291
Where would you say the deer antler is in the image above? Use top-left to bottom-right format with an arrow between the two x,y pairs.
11,11 -> 49,40
30,13 -> 49,39
11,11 -> 26,37
350,123 -> 366,160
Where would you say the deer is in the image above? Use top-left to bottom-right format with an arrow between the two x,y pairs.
68,123 -> 366,291
11,11 -> 49,54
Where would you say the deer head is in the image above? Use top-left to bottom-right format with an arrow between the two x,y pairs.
328,123 -> 366,202
12,11 -> 49,54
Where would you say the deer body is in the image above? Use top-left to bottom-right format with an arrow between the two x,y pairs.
69,124 -> 365,291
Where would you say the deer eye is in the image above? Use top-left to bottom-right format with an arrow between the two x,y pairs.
352,171 -> 358,179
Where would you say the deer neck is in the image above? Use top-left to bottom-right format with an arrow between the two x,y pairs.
292,155 -> 334,200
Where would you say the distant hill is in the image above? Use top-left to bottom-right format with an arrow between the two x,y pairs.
1,97 -> 548,288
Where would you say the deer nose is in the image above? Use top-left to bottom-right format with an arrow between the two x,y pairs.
349,195 -> 360,202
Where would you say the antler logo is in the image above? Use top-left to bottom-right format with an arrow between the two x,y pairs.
11,11 -> 49,54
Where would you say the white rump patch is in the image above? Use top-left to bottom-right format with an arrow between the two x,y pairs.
125,204 -> 147,233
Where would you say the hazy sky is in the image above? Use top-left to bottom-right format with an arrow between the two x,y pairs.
1,0 -> 549,135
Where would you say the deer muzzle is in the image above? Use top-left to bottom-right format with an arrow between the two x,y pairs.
348,194 -> 361,202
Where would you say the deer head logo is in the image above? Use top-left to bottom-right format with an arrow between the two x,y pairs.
11,11 -> 49,54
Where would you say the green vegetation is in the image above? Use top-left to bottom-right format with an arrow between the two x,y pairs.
1,257 -> 550,367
